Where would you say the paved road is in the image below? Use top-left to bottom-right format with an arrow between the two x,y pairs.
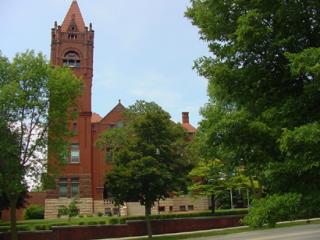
190,224 -> 320,240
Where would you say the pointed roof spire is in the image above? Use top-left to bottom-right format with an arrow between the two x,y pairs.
61,0 -> 86,32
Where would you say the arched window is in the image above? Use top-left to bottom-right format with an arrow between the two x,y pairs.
63,51 -> 80,68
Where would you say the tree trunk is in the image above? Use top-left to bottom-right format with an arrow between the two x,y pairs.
9,196 -> 18,240
145,204 -> 152,238
210,194 -> 215,214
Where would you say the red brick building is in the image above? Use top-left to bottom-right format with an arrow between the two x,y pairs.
45,1 -> 207,219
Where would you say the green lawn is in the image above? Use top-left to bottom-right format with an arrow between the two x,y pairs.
0,215 -> 114,231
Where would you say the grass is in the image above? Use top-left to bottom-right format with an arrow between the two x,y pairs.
0,215 -> 112,231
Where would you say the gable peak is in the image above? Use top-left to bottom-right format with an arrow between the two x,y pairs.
61,0 -> 86,32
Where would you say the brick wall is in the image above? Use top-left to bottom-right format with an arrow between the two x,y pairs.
0,215 -> 243,240
0,192 -> 46,221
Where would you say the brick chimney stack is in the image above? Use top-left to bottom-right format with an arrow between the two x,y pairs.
182,112 -> 189,124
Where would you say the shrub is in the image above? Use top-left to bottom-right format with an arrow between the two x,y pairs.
24,205 -> 44,220
79,214 -> 84,218
99,220 -> 106,225
34,224 -> 48,231
299,192 -> 320,218
122,209 -> 248,222
58,205 -> 69,218
0,226 -> 10,232
97,212 -> 103,217
16,225 -> 30,231
119,218 -> 126,224
78,222 -> 85,225
243,193 -> 302,228
87,221 -> 98,225
109,218 -> 120,224
68,199 -> 79,217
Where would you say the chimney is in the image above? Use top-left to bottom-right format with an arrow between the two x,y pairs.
182,112 -> 189,124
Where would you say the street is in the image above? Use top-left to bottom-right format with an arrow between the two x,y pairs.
190,224 -> 320,240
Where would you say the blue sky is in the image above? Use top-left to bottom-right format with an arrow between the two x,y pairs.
0,0 -> 210,126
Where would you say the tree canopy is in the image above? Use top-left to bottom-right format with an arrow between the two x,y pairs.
186,0 -> 320,208
0,50 -> 81,239
99,100 -> 193,238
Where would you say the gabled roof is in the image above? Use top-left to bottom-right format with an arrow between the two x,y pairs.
91,112 -> 102,123
61,0 -> 86,32
182,123 -> 197,133
100,101 -> 126,123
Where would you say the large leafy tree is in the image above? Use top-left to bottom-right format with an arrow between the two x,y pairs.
188,134 -> 254,213
0,51 -> 81,240
99,100 -> 192,238
0,120 -> 28,238
186,0 -> 320,209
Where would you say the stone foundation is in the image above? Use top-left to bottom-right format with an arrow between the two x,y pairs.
45,198 -> 93,219
45,196 -> 209,218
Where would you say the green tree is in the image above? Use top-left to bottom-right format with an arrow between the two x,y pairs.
0,50 -> 81,239
189,159 -> 228,213
186,0 -> 320,208
99,100 -> 192,238
0,120 -> 27,239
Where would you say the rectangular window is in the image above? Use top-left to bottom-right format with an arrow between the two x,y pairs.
158,206 -> 165,212
71,178 -> 79,197
59,178 -> 68,197
70,144 -> 80,163
188,205 -> 194,211
72,122 -> 77,134
179,205 -> 186,211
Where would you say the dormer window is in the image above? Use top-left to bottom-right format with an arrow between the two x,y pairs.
63,51 -> 80,68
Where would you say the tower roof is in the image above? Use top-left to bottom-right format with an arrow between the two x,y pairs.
61,0 -> 86,32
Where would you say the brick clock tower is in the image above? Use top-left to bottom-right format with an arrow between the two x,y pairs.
45,0 -> 95,218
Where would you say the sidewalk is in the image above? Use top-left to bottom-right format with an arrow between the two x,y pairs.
101,218 -> 320,240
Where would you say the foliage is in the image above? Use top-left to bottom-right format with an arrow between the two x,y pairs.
57,199 -> 79,218
109,218 -> 120,225
68,199 -> 79,218
0,50 -> 81,239
122,208 -> 248,222
34,224 -> 48,230
87,221 -> 98,225
57,206 -> 69,217
0,120 -> 27,209
185,0 -> 320,202
24,205 -> 44,220
99,100 -> 193,237
243,193 -> 301,228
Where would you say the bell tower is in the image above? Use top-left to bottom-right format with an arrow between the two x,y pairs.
46,0 -> 94,218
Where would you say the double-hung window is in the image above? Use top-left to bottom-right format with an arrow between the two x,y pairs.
71,178 -> 79,197
71,143 -> 80,163
59,178 -> 68,197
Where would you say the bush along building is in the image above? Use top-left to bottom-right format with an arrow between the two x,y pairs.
44,1 -> 209,219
